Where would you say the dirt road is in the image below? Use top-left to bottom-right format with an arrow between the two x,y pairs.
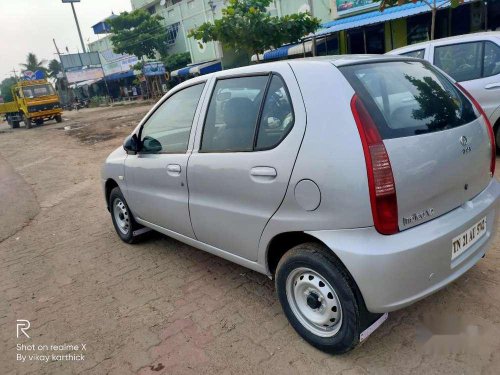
1,105 -> 499,374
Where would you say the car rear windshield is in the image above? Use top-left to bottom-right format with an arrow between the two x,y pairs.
339,60 -> 478,139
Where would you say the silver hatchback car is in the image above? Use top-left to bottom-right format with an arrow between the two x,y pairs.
102,56 -> 499,354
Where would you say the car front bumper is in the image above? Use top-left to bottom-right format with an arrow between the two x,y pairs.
307,178 -> 500,313
29,109 -> 62,119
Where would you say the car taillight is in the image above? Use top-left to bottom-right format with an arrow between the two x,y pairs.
351,95 -> 399,235
455,83 -> 496,177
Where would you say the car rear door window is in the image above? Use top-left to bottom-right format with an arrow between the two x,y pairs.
340,61 -> 477,139
256,75 -> 294,150
140,83 -> 205,154
434,42 -> 483,82
201,76 -> 269,152
401,49 -> 425,59
483,41 -> 500,78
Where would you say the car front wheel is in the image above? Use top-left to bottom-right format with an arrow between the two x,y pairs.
109,187 -> 144,244
275,243 -> 361,354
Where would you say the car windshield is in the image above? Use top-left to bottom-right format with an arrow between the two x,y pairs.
22,84 -> 55,98
340,60 -> 478,139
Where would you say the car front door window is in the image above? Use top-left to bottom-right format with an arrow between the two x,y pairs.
141,83 -> 205,154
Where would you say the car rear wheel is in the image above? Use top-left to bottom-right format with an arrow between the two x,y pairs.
275,243 -> 360,354
109,187 -> 144,244
23,114 -> 31,129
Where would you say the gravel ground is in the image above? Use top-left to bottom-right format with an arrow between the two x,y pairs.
0,104 -> 499,375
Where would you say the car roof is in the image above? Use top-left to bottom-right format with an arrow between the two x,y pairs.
174,55 -> 419,90
300,54 -> 417,66
388,31 -> 500,54
212,54 -> 416,76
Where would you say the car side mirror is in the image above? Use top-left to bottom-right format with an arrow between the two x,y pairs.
123,134 -> 140,154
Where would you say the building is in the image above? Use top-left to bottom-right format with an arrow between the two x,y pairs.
130,0 -> 223,65
88,0 -> 499,82
255,0 -> 500,61
88,15 -> 170,99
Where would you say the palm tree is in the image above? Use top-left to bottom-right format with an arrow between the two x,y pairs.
48,59 -> 62,79
20,52 -> 47,73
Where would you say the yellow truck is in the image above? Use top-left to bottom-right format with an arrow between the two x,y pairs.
0,79 -> 62,129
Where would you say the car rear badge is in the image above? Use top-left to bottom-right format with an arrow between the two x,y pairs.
460,136 -> 468,146
402,208 -> 435,226
460,136 -> 471,154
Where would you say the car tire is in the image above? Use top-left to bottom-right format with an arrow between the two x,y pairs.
109,187 -> 144,244
55,114 -> 62,123
275,243 -> 361,354
23,114 -> 32,129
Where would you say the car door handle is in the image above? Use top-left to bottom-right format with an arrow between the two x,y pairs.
485,82 -> 500,89
250,167 -> 277,178
166,164 -> 181,174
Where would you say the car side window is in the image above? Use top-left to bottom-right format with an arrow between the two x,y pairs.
255,75 -> 294,150
201,76 -> 269,152
483,41 -> 500,78
434,42 -> 483,82
140,83 -> 205,154
401,49 -> 425,59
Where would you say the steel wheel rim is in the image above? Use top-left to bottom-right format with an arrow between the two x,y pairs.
113,198 -> 130,235
286,267 -> 342,337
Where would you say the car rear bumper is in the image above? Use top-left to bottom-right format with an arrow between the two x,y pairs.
307,178 -> 500,313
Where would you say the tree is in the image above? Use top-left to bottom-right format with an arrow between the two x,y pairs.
0,77 -> 17,102
48,59 -> 62,79
108,10 -> 170,59
377,0 -> 463,41
188,0 -> 321,61
20,52 -> 47,73
405,73 -> 460,131
162,52 -> 191,72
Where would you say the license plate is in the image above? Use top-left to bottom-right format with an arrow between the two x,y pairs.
451,217 -> 487,261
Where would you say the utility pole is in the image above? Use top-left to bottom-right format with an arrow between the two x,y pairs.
71,2 -> 86,53
53,38 -> 73,103
62,0 -> 86,53
11,68 -> 19,82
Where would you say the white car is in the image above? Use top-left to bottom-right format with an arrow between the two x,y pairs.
387,32 -> 500,150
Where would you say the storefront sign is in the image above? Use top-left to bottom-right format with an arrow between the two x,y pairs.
336,0 -> 379,16
103,56 -> 138,76
143,62 -> 166,76
66,68 -> 104,83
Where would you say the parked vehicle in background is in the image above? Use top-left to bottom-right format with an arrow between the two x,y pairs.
102,56 -> 499,354
387,32 -> 500,151
0,79 -> 62,129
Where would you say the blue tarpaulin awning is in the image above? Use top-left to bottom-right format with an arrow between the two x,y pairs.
252,41 -> 313,62
104,70 -> 135,81
92,14 -> 117,35
171,60 -> 222,78
253,0 -> 461,61
318,0 -> 452,35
